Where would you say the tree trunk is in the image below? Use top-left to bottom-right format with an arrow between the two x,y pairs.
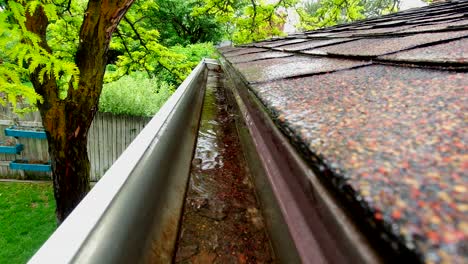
51,142 -> 90,222
25,0 -> 136,223
45,111 -> 92,222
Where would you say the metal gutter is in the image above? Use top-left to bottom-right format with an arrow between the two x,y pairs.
220,56 -> 384,264
29,59 -> 210,264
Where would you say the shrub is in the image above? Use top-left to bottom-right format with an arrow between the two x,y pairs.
155,42 -> 218,85
99,72 -> 174,117
169,42 -> 219,65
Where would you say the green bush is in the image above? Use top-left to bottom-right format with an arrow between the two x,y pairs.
99,72 -> 174,117
99,43 -> 216,116
169,42 -> 219,64
156,42 -> 219,85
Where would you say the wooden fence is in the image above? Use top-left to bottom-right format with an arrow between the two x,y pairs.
0,107 -> 151,181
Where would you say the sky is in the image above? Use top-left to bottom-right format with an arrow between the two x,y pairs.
400,0 -> 427,9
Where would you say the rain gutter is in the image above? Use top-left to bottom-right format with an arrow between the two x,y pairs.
29,59 -> 211,264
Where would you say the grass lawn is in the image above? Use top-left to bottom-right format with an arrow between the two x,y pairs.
0,182 -> 56,264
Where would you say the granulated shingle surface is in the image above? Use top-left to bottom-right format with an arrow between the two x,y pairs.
260,38 -> 308,48
235,55 -> 369,83
220,1 -> 468,262
306,31 -> 468,57
399,19 -> 468,33
251,66 -> 467,263
380,37 -> 468,64
223,47 -> 269,57
227,51 -> 292,64
329,25 -> 416,37
274,38 -> 351,52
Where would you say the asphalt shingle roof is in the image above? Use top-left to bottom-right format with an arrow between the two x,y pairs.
219,0 -> 468,263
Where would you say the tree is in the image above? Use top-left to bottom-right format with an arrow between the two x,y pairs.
297,0 -> 400,30
106,0 -> 183,83
106,0 -> 220,86
151,0 -> 225,47
195,0 -> 401,42
0,0 -> 135,223
196,0 -> 300,44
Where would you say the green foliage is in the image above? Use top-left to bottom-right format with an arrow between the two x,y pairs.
231,2 -> 290,44
109,25 -> 218,86
46,1 -> 86,62
0,182 -> 56,264
107,0 -> 221,86
1,0 -> 217,116
196,0 -> 299,44
106,0 -> 186,84
99,72 -> 174,117
362,0 -> 400,17
158,43 -> 218,84
150,0 -> 225,46
298,0 -> 400,30
0,0 -> 81,112
0,63 -> 40,113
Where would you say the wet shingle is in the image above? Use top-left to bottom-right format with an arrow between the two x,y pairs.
251,66 -> 468,263
228,51 -> 292,64
235,55 -> 369,83
278,38 -> 352,52
218,46 -> 238,54
398,19 -> 468,33
329,25 -> 416,37
258,38 -> 308,48
406,13 -> 466,24
305,32 -> 338,37
223,48 -> 269,57
380,37 -> 468,64
370,20 -> 408,27
304,31 -> 468,57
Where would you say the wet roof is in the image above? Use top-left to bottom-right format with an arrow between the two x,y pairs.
219,0 -> 468,263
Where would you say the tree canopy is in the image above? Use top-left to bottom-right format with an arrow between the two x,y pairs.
109,0 -> 222,84
192,0 -> 402,43
151,0 -> 225,46
298,0 -> 401,30
195,0 -> 300,43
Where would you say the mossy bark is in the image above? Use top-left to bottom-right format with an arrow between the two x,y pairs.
45,116 -> 92,222
25,1 -> 135,223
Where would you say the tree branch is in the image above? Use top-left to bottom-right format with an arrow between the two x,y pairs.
116,28 -> 134,60
24,5 -> 59,102
72,0 -> 136,108
250,0 -> 257,35
65,0 -> 72,15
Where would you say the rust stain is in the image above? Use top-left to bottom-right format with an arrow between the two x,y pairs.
144,213 -> 180,264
